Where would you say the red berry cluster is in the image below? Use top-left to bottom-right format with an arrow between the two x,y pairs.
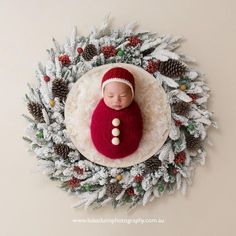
126,187 -> 135,196
134,175 -> 143,183
73,166 -> 84,175
128,36 -> 141,47
172,167 -> 177,175
168,164 -> 178,176
101,45 -> 117,59
188,93 -> 198,103
175,120 -> 182,126
146,60 -> 160,74
58,54 -> 71,66
174,151 -> 186,165
68,177 -> 80,188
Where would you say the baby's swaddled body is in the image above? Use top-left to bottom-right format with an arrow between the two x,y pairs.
90,66 -> 143,159
90,98 -> 143,159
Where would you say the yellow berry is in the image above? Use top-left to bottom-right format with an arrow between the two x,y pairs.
49,99 -> 55,107
116,175 -> 123,181
180,84 -> 187,91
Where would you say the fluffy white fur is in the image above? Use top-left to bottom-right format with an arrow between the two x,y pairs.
65,63 -> 171,168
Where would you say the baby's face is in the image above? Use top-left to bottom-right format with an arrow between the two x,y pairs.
103,82 -> 133,110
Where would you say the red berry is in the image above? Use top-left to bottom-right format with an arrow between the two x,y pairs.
174,151 -> 186,165
172,167 -> 177,175
134,175 -> 143,183
146,60 -> 160,74
188,93 -> 198,103
126,187 -> 135,196
101,45 -> 117,59
43,75 -> 50,82
73,166 -> 84,175
67,177 -> 80,188
58,54 -> 71,66
77,47 -> 83,54
128,36 -> 141,47
175,120 -> 182,126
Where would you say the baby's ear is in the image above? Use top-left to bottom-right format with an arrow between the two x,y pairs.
101,87 -> 105,96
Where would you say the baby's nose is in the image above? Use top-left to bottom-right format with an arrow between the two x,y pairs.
115,96 -> 121,102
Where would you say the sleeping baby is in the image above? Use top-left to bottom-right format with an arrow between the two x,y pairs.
90,67 -> 143,159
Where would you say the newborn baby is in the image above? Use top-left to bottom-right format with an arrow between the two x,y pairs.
90,67 -> 143,159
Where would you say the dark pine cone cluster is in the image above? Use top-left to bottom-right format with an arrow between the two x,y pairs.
27,101 -> 44,122
185,134 -> 202,151
82,44 -> 97,61
144,156 -> 162,174
173,101 -> 191,116
54,143 -> 70,158
52,79 -> 69,100
159,59 -> 187,78
106,182 -> 122,198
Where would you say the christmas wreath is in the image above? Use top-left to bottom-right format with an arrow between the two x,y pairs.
23,17 -> 217,211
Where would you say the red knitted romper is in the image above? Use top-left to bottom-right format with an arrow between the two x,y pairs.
90,98 -> 143,159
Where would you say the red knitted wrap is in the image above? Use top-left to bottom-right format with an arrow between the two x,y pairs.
90,98 -> 143,159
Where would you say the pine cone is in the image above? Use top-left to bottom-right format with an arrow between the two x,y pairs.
173,101 -> 190,116
27,102 -> 44,122
54,143 -> 70,158
185,134 -> 202,151
82,44 -> 97,61
159,59 -> 187,78
144,157 -> 162,174
52,79 -> 69,100
106,182 -> 122,198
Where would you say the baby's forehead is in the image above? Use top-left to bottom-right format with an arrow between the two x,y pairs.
104,81 -> 130,90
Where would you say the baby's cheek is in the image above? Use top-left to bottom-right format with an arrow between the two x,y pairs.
127,96 -> 133,104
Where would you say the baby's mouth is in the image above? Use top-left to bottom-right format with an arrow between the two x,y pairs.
113,105 -> 122,109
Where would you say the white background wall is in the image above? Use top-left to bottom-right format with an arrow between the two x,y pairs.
0,0 -> 235,235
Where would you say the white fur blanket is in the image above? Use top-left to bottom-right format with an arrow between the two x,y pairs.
65,63 -> 171,168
